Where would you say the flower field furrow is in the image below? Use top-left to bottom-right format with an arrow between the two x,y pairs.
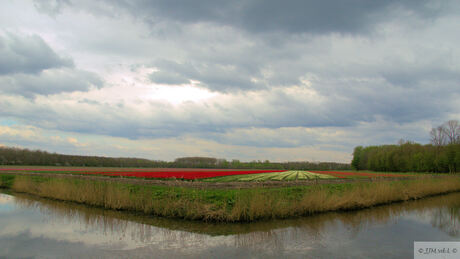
202,170 -> 337,182
311,171 -> 407,178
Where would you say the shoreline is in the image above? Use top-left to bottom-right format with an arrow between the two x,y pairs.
1,173 -> 460,222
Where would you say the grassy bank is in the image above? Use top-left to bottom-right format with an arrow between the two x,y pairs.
1,174 -> 460,222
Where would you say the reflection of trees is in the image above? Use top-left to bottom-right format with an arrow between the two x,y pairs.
431,206 -> 459,236
12,194 -> 160,244
235,230 -> 285,253
8,191 -> 460,249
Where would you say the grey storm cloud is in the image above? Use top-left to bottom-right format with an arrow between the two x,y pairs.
0,68 -> 103,98
56,0 -> 451,34
33,0 -> 69,17
149,71 -> 190,86
0,32 -> 103,97
0,33 -> 73,75
381,67 -> 460,88
30,1 -> 457,51
149,60 -> 265,92
33,0 -> 460,93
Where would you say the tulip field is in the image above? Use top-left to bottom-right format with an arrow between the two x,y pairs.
202,170 -> 337,182
0,166 -> 414,181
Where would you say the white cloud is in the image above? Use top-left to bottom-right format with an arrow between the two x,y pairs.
0,125 -> 40,140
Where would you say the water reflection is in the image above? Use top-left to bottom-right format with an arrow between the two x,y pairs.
431,206 -> 459,237
0,190 -> 459,258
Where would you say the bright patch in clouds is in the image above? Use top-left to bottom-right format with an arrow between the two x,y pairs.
147,84 -> 217,105
99,65 -> 217,105
1,0 -> 460,162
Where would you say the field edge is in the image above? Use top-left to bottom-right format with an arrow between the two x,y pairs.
1,173 -> 460,222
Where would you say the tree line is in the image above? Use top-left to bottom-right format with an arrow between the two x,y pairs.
0,146 -> 350,170
173,156 -> 350,170
352,120 -> 460,173
0,146 -> 167,168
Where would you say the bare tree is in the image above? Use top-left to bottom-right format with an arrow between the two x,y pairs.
430,126 -> 447,146
431,120 -> 460,146
443,120 -> 460,144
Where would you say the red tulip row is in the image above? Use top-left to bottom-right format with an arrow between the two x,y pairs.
80,170 -> 286,179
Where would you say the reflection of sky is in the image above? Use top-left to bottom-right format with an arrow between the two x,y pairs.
0,192 -> 459,258
0,194 -> 14,204
0,194 -> 15,212
0,204 -> 15,212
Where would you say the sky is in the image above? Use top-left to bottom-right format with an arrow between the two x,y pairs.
0,0 -> 459,163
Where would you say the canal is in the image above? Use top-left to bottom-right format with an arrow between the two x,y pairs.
0,191 -> 459,258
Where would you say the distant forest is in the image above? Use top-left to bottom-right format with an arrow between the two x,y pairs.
352,120 -> 460,173
0,146 -> 351,170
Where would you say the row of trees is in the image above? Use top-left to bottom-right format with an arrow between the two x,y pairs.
172,156 -> 350,170
0,146 -> 351,170
0,146 -> 168,167
352,120 -> 460,173
352,142 -> 460,173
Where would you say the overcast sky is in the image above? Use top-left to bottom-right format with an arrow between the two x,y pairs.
1,0 -> 459,162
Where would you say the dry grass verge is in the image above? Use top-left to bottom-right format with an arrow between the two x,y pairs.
2,174 -> 460,222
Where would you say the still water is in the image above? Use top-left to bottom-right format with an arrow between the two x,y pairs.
0,191 -> 459,259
